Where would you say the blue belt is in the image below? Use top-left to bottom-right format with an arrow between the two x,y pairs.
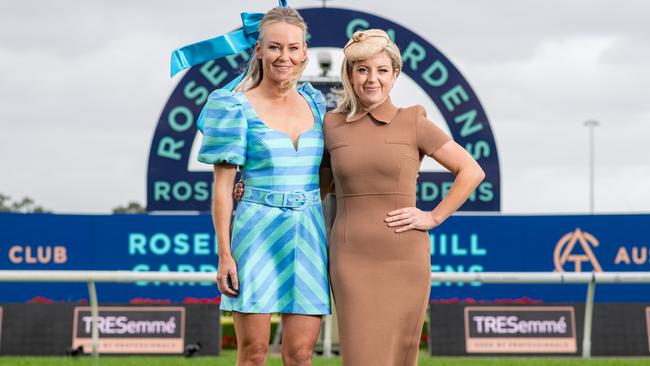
242,187 -> 320,210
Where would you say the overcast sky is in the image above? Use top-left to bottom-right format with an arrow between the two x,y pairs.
1,0 -> 648,214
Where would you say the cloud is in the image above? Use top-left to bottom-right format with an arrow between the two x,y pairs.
1,0 -> 648,213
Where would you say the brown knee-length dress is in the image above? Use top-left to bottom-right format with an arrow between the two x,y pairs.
324,98 -> 450,366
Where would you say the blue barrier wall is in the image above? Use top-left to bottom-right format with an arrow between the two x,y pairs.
0,213 -> 648,302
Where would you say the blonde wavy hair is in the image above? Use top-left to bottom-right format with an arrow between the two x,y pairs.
333,30 -> 403,119
234,7 -> 308,92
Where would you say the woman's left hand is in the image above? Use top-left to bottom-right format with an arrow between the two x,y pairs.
385,207 -> 442,233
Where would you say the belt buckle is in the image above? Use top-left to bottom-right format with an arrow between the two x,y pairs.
286,190 -> 308,210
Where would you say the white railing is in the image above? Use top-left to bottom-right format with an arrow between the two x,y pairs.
0,270 -> 215,358
1,270 -> 650,358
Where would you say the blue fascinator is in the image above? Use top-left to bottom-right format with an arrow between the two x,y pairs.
170,0 -> 289,131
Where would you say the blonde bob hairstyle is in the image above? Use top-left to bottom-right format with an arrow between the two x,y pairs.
234,7 -> 309,92
333,29 -> 403,119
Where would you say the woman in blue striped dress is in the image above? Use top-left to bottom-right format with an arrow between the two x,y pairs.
197,6 -> 329,366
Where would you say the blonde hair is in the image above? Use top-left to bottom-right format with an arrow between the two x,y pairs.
333,30 -> 403,119
234,7 -> 308,92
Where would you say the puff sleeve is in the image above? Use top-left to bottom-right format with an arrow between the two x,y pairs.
415,105 -> 451,156
197,89 -> 248,166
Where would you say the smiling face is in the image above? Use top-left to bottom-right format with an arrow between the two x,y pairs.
349,51 -> 399,109
256,21 -> 307,84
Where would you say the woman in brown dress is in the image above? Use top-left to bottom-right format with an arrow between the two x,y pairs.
321,29 -> 485,365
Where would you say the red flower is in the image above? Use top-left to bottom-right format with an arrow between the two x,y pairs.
182,296 -> 221,304
129,298 -> 172,304
222,335 -> 237,349
27,296 -> 54,304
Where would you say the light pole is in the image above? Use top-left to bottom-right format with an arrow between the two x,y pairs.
584,119 -> 599,214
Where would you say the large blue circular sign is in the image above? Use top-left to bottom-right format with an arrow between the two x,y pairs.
147,7 -> 500,212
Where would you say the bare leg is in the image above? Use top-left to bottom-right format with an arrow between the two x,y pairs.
233,312 -> 271,366
281,314 -> 322,366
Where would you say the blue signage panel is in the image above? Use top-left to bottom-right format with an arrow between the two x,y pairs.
1,213 -> 649,303
428,214 -> 650,302
0,213 -> 216,303
147,7 -> 500,212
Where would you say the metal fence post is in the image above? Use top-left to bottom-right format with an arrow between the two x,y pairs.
322,315 -> 332,357
272,321 -> 283,353
582,274 -> 596,358
87,280 -> 100,358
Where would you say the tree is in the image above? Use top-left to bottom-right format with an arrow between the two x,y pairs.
0,193 -> 49,213
112,201 -> 146,214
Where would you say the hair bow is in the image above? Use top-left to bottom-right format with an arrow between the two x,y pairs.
170,0 -> 288,82
170,0 -> 288,132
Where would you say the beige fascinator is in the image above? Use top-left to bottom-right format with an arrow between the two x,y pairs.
343,29 -> 390,61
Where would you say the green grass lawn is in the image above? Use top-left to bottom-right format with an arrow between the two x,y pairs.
0,352 -> 648,366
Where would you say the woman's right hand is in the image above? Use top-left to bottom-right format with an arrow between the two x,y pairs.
216,255 -> 239,297
233,181 -> 245,201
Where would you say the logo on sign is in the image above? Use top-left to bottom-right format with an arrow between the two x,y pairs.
553,228 -> 602,272
464,306 -> 577,353
72,307 -> 185,354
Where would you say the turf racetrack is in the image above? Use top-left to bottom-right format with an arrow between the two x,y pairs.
0,352 -> 648,366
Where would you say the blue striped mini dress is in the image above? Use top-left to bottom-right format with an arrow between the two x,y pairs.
197,83 -> 330,315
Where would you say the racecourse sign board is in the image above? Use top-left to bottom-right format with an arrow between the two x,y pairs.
147,7 -> 500,212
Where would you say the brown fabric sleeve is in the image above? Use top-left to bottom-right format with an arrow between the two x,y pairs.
415,105 -> 452,156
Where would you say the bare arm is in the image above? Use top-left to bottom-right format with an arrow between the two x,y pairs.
212,163 -> 239,296
428,140 -> 485,223
386,140 -> 485,232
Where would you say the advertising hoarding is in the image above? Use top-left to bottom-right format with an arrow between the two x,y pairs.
72,306 -> 185,354
1,213 -> 649,302
464,306 -> 576,353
